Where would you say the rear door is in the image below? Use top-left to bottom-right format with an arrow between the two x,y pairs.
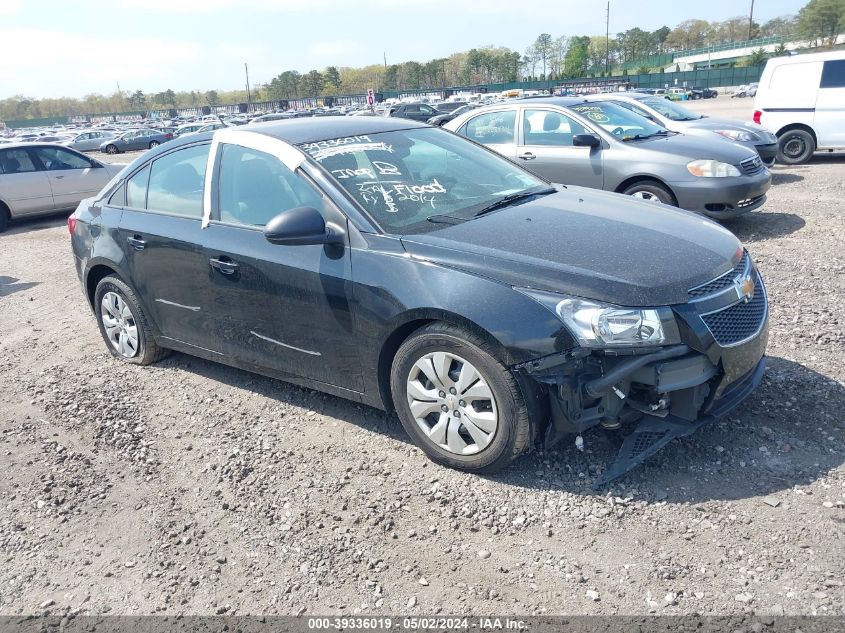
815,59 -> 845,148
460,109 -> 518,160
516,107 -> 604,188
116,142 -> 216,351
31,146 -> 113,210
0,148 -> 54,215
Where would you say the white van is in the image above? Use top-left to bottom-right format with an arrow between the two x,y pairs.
754,51 -> 845,164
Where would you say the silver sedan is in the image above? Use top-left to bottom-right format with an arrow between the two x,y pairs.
0,143 -> 124,232
62,130 -> 116,152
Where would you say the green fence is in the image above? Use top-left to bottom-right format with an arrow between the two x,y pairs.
4,116 -> 69,128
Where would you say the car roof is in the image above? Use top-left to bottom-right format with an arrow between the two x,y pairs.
512,96 -> 588,107
202,116 -> 429,146
0,141 -> 75,150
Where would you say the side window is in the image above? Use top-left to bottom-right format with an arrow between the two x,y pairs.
126,164 -> 150,208
34,147 -> 94,171
108,183 -> 126,206
464,111 -> 516,145
522,109 -> 588,146
217,144 -> 323,227
146,144 -> 210,218
0,149 -> 38,174
420,105 -> 436,115
820,60 -> 845,88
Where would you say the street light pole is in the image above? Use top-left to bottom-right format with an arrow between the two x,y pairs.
748,0 -> 755,40
605,1 -> 610,77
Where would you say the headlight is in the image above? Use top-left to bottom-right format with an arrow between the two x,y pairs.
517,289 -> 680,348
714,129 -> 758,143
686,159 -> 741,178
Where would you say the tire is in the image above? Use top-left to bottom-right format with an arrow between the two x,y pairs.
149,141 -> 160,149
105,144 -> 119,154
390,322 -> 532,473
94,275 -> 169,365
0,202 -> 9,233
622,181 -> 676,205
777,129 -> 815,165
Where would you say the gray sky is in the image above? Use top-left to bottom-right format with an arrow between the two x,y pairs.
0,0 -> 805,99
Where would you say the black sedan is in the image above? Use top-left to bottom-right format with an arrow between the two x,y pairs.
427,103 -> 478,126
100,129 -> 173,154
70,118 -> 768,482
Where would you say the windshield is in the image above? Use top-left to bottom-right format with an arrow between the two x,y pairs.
300,128 -> 548,235
569,102 -> 668,140
639,97 -> 703,121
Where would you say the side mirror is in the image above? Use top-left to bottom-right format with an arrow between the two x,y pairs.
264,206 -> 345,246
573,134 -> 601,148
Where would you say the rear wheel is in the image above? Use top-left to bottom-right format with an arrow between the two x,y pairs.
777,129 -> 815,165
94,275 -> 169,365
149,141 -> 160,149
622,181 -> 675,205
0,202 -> 9,233
105,144 -> 119,154
390,322 -> 531,473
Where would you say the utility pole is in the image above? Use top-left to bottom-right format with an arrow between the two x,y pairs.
748,0 -> 755,40
605,1 -> 610,78
244,62 -> 252,105
383,51 -> 387,71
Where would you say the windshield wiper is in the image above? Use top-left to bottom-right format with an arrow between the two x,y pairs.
426,214 -> 468,225
623,130 -> 673,141
471,188 -> 556,218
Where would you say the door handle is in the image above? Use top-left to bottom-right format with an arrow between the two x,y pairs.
126,235 -> 146,251
518,152 -> 536,160
209,257 -> 239,275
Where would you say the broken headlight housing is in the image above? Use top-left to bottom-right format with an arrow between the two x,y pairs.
518,289 -> 680,348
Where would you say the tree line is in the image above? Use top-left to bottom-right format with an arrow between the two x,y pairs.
2,0 -> 842,121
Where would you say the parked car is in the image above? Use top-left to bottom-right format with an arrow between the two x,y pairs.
0,143 -> 124,232
754,50 -> 845,164
100,129 -> 173,154
62,130 -> 116,152
69,119 -> 768,482
585,92 -> 779,166
667,88 -> 690,101
433,101 -> 469,113
731,83 -> 758,98
173,123 -> 207,137
427,103 -> 478,126
690,87 -> 718,99
389,102 -> 441,122
445,97 -> 771,219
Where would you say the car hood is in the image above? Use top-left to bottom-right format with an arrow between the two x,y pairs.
629,132 -> 758,163
679,117 -> 778,142
400,186 -> 742,307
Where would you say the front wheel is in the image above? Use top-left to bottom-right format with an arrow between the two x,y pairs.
105,144 -> 119,154
94,275 -> 169,365
149,141 -> 160,149
777,129 -> 815,165
390,322 -> 532,473
622,181 -> 675,205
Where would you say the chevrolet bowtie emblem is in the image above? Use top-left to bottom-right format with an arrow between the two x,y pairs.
738,275 -> 755,303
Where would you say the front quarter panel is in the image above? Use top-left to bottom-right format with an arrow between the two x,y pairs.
350,234 -> 575,408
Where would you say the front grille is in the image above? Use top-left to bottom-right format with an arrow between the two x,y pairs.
740,156 -> 764,175
701,277 -> 767,346
688,252 -> 749,298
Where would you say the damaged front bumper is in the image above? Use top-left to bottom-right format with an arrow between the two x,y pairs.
516,284 -> 769,485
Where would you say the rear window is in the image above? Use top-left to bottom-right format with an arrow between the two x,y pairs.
820,59 -> 845,88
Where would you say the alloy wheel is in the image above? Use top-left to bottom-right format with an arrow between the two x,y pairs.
631,190 -> 661,202
406,351 -> 498,455
100,291 -> 139,358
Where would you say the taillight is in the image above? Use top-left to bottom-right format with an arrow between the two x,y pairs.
753,110 -> 762,125
68,214 -> 77,236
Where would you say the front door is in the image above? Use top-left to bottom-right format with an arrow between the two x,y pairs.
201,141 -> 361,391
115,142 -> 218,352
516,107 -> 604,188
31,146 -> 112,210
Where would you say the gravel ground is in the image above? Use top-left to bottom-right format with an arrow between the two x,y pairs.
1,118 -> 844,618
